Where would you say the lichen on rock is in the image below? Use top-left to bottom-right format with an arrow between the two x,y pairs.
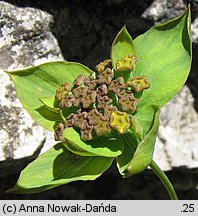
0,2 -> 64,163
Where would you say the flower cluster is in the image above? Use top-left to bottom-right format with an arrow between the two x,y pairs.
54,59 -> 150,141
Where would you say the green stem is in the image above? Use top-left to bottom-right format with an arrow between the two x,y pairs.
150,160 -> 178,200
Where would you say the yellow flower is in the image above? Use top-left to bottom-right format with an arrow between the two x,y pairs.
116,54 -> 137,72
110,110 -> 132,134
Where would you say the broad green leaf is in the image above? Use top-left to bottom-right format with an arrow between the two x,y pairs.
116,131 -> 139,174
111,26 -> 136,72
129,115 -> 143,141
63,127 -> 123,157
40,96 -> 60,113
133,6 -> 191,133
36,106 -> 63,122
8,143 -> 114,194
123,106 -> 159,177
6,62 -> 92,131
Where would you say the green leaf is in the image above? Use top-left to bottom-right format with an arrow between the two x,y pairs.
129,115 -> 143,141
40,96 -> 60,113
36,106 -> 63,122
111,25 -> 136,72
133,7 -> 191,133
123,106 -> 159,177
8,143 -> 114,194
116,131 -> 139,174
63,127 -> 123,157
6,62 -> 92,131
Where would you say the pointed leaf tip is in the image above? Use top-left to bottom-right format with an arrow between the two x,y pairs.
111,25 -> 136,72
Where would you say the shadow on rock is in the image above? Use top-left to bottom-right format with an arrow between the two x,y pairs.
187,43 -> 198,112
1,161 -> 198,200
4,0 -> 154,69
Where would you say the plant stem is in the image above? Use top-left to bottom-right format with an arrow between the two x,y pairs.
150,160 -> 178,200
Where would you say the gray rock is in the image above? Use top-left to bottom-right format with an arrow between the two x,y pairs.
0,2 -> 63,165
192,17 -> 198,43
143,0 -> 198,43
153,86 -> 198,171
142,0 -> 186,22
0,1 -> 63,70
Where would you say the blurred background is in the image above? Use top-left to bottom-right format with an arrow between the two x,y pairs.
0,0 -> 198,199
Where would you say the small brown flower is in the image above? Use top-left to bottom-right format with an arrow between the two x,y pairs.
118,96 -> 138,112
73,74 -> 86,87
84,75 -> 98,90
73,86 -> 88,98
87,109 -> 102,126
81,90 -> 97,108
64,113 -> 77,127
80,124 -> 93,141
54,122 -> 65,141
56,82 -> 70,100
108,77 -> 126,94
98,68 -> 114,85
95,59 -> 112,73
96,84 -> 108,96
59,95 -> 76,108
74,111 -> 88,130
94,115 -> 112,136
97,95 -> 112,110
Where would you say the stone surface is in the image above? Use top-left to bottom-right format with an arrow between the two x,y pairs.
0,1 -> 63,70
192,17 -> 198,43
153,86 -> 198,171
1,0 -> 198,199
0,2 -> 63,163
142,0 -> 186,23
143,0 -> 198,43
